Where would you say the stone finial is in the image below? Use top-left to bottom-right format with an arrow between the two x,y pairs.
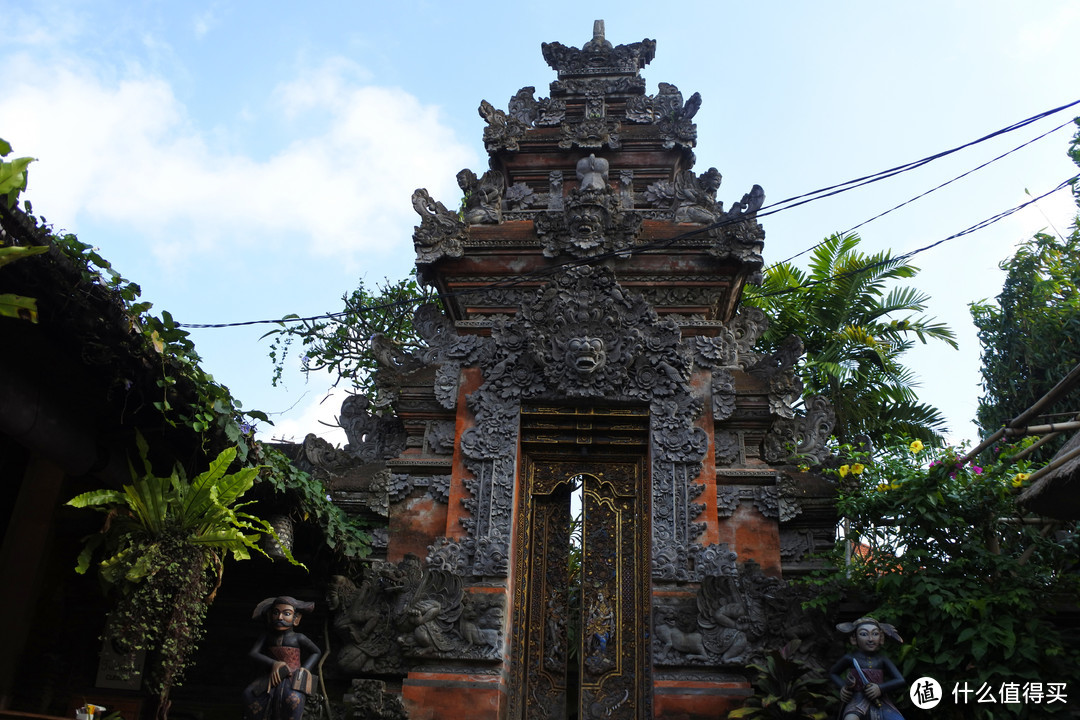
575,153 -> 609,192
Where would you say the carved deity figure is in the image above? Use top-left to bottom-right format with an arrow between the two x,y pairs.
242,596 -> 322,720
697,575 -> 751,664
396,567 -> 463,656
673,167 -> 722,223
457,168 -> 504,224
829,617 -> 906,720
327,574 -> 395,674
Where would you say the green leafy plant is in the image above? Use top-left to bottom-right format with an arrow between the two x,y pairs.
0,137 -> 34,208
744,232 -> 957,445
727,642 -> 831,719
68,434 -> 302,720
265,272 -> 436,404
0,137 -> 49,321
254,443 -> 372,560
810,438 -> 1080,719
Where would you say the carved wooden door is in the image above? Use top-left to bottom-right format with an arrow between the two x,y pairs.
510,445 -> 652,720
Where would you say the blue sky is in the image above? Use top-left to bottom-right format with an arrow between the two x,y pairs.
3,1 -> 1079,445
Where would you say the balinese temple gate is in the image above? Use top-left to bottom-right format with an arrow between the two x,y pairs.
304,22 -> 838,720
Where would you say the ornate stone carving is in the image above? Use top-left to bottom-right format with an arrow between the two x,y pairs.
508,86 -> 539,125
339,395 -> 407,463
753,483 -> 802,522
327,569 -> 405,675
729,306 -> 770,362
504,181 -> 536,211
673,168 -> 722,223
691,331 -> 738,369
411,188 -> 467,264
576,153 -> 609,192
425,420 -> 456,456
428,474 -> 451,504
507,86 -> 565,127
653,560 -> 819,668
715,431 -> 742,466
478,99 -> 528,153
296,433 -> 354,479
654,82 -> 701,149
748,334 -> 805,419
327,558 -> 505,674
762,394 -> 837,466
522,266 -> 647,396
547,171 -> 564,210
457,168 -> 504,224
349,679 -> 407,720
534,184 -> 642,259
779,528 -> 815,563
414,303 -> 490,367
397,567 -> 464,656
624,93 -> 654,124
388,473 -> 413,504
712,369 -> 736,421
390,474 -> 451,505
433,363 -> 460,409
716,486 -> 740,518
558,116 -> 621,150
541,21 -> 655,79
689,542 -> 739,578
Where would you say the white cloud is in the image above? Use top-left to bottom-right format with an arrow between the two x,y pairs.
0,52 -> 476,266
193,7 -> 218,38
263,384 -> 349,447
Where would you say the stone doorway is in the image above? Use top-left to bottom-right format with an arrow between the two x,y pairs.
509,406 -> 652,720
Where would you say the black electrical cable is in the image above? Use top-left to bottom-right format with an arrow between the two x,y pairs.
772,117 -> 1078,267
750,175 -> 1078,301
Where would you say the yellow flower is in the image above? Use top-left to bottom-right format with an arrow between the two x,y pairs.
909,439 -> 924,454
851,463 -> 865,475
1011,473 -> 1030,488
838,464 -> 850,478
876,483 -> 890,492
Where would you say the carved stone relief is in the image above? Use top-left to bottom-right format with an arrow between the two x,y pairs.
424,420 -> 456,455
457,168 -> 504,224
540,25 -> 656,79
339,395 -> 407,463
411,188 -> 467,265
534,183 -> 643,259
712,369 -> 736,421
653,559 -> 827,668
348,679 -> 408,720
327,557 -> 505,673
762,394 -> 837,465
478,99 -> 528,153
716,486 -> 740,518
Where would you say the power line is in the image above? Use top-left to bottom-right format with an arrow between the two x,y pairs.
749,175 -> 1078,301
756,98 -> 1080,218
772,117 -> 1078,267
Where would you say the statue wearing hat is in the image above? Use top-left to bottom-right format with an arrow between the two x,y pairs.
242,596 -> 322,720
828,617 -> 906,720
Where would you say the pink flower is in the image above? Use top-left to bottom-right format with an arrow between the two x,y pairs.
972,466 -> 983,474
